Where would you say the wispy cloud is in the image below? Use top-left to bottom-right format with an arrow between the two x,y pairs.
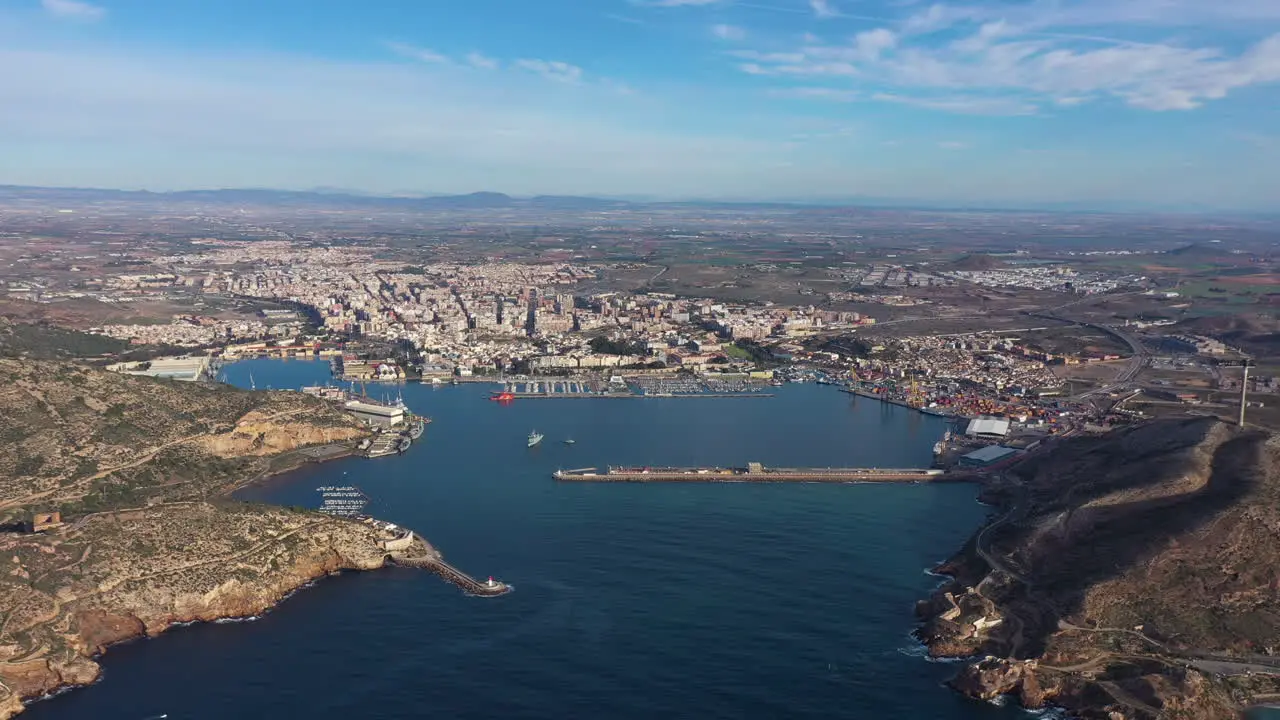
40,0 -> 105,22
712,24 -> 747,41
771,87 -> 858,101
604,13 -> 646,25
873,92 -> 1038,116
900,0 -> 1280,34
938,140 -> 971,150
515,59 -> 584,84
643,0 -> 723,6
466,52 -> 499,70
386,41 -> 450,65
810,0 -> 839,19
0,45 -> 796,198
736,18 -> 1280,113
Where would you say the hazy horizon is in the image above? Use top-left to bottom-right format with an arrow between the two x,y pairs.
1,0 -> 1278,211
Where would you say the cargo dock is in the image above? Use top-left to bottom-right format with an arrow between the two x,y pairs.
553,463 -> 951,483
506,392 -> 774,399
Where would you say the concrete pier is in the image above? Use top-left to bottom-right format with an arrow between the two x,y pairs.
392,555 -> 511,596
553,463 -> 951,483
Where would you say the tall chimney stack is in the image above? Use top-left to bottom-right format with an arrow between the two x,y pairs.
1239,361 -> 1252,427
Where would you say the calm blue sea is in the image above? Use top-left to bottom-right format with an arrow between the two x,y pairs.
26,360 -> 1044,720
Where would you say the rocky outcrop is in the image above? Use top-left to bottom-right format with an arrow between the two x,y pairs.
920,418 -> 1280,719
0,359 -> 410,720
0,504 -> 392,718
199,409 -> 365,457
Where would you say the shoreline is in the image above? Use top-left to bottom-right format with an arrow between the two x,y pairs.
841,386 -> 969,421
8,528 -> 391,720
4,436 -> 431,720
223,442 -> 360,496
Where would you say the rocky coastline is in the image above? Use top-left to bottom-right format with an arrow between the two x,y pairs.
0,503 -> 418,720
0,358 -> 443,719
915,418 -> 1280,719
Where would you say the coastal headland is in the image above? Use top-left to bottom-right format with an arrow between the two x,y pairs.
916,417 -> 1280,719
0,358 -> 496,719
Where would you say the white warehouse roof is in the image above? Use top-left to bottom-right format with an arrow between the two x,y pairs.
966,416 -> 1011,438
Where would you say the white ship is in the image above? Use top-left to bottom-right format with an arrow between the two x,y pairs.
528,430 -> 544,448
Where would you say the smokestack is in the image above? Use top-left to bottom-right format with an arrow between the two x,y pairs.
1239,362 -> 1252,427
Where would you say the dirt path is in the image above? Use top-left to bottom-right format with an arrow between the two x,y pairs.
0,408 -> 311,512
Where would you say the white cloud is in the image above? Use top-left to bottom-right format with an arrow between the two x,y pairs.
515,59 -> 584,84
850,28 -> 898,60
810,0 -> 838,19
873,92 -> 1037,116
644,0 -> 723,6
466,52 -> 499,70
712,24 -> 747,41
938,140 -> 971,149
386,42 -> 450,65
902,3 -> 978,34
771,87 -> 858,101
0,46 -> 797,198
738,22 -> 1280,112
40,0 -> 105,21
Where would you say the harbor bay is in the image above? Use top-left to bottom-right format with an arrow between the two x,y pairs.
23,359 -> 1031,720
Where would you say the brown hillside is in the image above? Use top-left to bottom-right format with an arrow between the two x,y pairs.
919,417 -> 1280,719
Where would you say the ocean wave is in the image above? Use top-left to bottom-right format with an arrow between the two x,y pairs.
213,615 -> 261,624
1023,707 -> 1071,719
897,632 -> 969,663
25,676 -> 100,706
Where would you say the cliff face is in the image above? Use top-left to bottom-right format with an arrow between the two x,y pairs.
0,357 -> 368,520
919,418 -> 1280,719
0,504 -> 390,719
0,359 -> 387,719
199,408 -> 366,457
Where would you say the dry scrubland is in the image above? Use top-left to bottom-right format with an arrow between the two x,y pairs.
919,417 -> 1280,719
0,359 -> 379,719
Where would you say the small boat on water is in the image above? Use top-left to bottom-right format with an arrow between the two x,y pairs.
528,430 -> 544,448
563,438 -> 576,445
397,436 -> 412,454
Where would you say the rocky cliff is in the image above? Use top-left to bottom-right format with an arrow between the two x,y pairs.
0,504 -> 393,719
0,359 -> 397,718
918,417 -> 1280,719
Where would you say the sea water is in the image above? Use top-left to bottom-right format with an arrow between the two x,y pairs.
25,360 -> 1033,719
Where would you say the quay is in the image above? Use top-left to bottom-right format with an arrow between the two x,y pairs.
497,378 -> 774,399
363,521 -> 510,597
393,555 -> 511,596
553,463 -> 950,483
506,392 -> 774,399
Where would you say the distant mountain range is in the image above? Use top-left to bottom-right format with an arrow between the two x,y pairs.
0,186 -> 642,211
0,184 -> 1272,216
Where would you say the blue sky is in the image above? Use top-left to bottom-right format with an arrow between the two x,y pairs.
0,0 -> 1278,209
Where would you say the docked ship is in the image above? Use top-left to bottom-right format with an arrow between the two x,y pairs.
397,436 -> 412,454
528,430 -> 544,448
365,433 -> 401,458
933,430 -> 952,456
407,418 -> 426,440
491,391 -> 515,402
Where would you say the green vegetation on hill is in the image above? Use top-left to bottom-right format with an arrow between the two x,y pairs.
0,320 -> 130,359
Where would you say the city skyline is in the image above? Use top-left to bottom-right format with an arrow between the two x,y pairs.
1,0 -> 1278,209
